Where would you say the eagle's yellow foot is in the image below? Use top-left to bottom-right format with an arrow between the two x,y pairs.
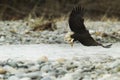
70,39 -> 74,47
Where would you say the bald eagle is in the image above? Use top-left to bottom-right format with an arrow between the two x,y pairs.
65,6 -> 112,48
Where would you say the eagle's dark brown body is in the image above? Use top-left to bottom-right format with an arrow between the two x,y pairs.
68,6 -> 112,48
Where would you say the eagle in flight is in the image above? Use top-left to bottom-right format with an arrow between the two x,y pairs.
65,6 -> 112,48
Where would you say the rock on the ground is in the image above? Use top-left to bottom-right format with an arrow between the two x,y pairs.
0,56 -> 119,80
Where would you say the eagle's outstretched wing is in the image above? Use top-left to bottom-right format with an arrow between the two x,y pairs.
68,6 -> 102,46
69,6 -> 86,33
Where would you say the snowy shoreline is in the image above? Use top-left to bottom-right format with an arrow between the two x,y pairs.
0,20 -> 120,45
0,20 -> 120,80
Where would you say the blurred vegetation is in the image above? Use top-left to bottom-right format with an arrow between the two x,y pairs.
0,0 -> 120,20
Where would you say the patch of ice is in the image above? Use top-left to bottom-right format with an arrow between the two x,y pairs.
0,43 -> 119,61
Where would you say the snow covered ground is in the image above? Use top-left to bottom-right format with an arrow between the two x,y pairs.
0,43 -> 119,80
0,20 -> 120,80
0,43 -> 119,61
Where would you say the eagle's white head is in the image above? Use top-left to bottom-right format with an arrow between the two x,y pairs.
64,32 -> 74,46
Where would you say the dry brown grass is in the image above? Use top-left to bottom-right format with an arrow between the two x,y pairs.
28,17 -> 57,31
0,0 -> 120,20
